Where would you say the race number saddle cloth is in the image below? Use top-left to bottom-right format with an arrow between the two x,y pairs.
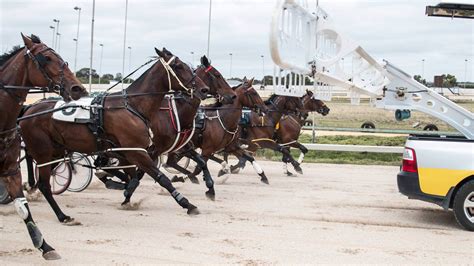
52,94 -> 107,147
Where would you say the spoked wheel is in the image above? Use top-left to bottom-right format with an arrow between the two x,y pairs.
160,154 -> 191,174
67,153 -> 93,192
35,161 -> 72,195
0,179 -> 12,204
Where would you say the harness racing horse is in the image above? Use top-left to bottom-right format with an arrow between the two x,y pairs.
170,77 -> 269,187
0,34 -> 88,260
276,90 -> 330,176
19,48 -> 209,225
98,55 -> 237,202
224,94 -> 305,175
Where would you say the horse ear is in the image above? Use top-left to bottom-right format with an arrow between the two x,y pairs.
21,33 -> 34,49
201,56 -> 210,67
155,47 -> 165,58
162,47 -> 172,55
249,77 -> 254,85
243,76 -> 248,82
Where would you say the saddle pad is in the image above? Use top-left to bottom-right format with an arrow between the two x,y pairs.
52,97 -> 95,123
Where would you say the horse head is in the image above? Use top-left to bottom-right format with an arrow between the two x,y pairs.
195,55 -> 236,104
235,77 -> 267,113
21,33 -> 88,101
155,47 -> 209,100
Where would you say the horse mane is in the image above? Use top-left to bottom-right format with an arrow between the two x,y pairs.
0,45 -> 23,66
0,35 -> 42,67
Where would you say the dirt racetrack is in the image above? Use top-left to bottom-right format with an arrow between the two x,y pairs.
0,161 -> 472,264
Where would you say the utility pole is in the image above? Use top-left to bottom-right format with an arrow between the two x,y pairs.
122,0 -> 129,89
53,19 -> 60,49
229,53 -> 233,78
128,46 -> 132,83
99,44 -> 104,84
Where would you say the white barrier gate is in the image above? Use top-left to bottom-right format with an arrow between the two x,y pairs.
269,0 -> 474,139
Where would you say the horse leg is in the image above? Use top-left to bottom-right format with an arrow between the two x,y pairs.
167,153 -> 198,184
124,152 -> 199,215
36,165 -> 76,224
239,151 -> 269,184
3,171 -> 61,260
23,152 -> 37,192
122,167 -> 139,206
230,154 -> 247,174
188,150 -> 215,200
255,139 -> 303,174
280,147 -> 294,176
208,154 -> 230,177
292,142 -> 308,164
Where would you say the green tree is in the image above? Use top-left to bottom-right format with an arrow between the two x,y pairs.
442,74 -> 457,88
76,68 -> 99,79
414,75 -> 427,85
114,73 -> 123,81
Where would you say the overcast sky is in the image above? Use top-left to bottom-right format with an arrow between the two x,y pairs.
1,0 -> 473,82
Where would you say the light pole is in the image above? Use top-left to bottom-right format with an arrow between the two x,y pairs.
261,55 -> 265,87
465,59 -> 468,89
98,44 -> 104,84
128,46 -> 132,83
49,26 -> 55,47
73,6 -> 81,76
53,19 -> 60,50
229,53 -> 233,78
89,0 -> 96,92
122,0 -> 129,89
207,0 -> 212,58
190,51 -> 194,66
56,33 -> 61,53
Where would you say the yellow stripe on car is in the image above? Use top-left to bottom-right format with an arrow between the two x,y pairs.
418,167 -> 474,196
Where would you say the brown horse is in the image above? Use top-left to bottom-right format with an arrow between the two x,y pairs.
276,90 -> 329,176
0,34 -> 87,260
97,55 -> 237,202
20,48 -> 209,225
169,77 -> 268,188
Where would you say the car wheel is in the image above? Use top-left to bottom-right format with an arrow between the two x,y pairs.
423,124 -> 438,131
361,121 -> 375,129
453,180 -> 474,231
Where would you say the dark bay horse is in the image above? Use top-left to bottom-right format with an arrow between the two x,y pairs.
0,34 -> 88,260
98,55 -> 237,202
170,77 -> 268,187
276,90 -> 330,175
20,48 -> 209,225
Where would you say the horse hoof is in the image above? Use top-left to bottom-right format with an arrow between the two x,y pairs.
205,191 -> 216,201
61,217 -> 81,226
285,171 -> 295,177
187,205 -> 200,216
261,178 -> 270,185
171,176 -> 185,183
294,167 -> 303,175
42,250 -> 61,260
189,176 -> 200,184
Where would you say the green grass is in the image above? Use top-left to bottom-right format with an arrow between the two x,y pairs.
255,135 -> 406,166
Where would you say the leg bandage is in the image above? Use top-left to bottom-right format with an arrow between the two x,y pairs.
298,153 -> 305,164
14,198 -> 29,220
252,161 -> 263,174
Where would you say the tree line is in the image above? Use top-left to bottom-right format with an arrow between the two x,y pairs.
75,68 -> 134,84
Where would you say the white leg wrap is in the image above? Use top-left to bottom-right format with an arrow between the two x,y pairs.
283,163 -> 288,173
14,197 -> 29,220
298,153 -> 305,164
252,161 -> 263,174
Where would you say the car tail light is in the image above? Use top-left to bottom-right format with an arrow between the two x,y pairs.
402,147 -> 418,173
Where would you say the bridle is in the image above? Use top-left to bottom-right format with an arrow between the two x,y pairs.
199,64 -> 224,101
160,56 -> 197,98
24,45 -> 67,97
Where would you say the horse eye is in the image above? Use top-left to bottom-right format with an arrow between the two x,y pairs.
45,56 -> 52,62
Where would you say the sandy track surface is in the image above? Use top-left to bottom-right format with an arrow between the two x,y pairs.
0,161 -> 472,264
